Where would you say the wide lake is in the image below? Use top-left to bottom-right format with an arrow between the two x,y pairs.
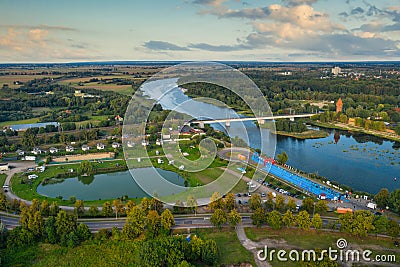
144,78 -> 400,194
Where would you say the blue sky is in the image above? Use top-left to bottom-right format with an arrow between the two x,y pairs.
0,0 -> 399,62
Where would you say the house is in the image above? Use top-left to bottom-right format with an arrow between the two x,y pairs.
25,156 -> 36,161
96,143 -> 105,150
66,145 -> 74,152
36,166 -> 45,172
28,174 -> 38,180
155,139 -> 163,146
112,142 -> 120,149
31,147 -> 42,155
0,163 -> 9,171
127,141 -> 135,148
114,115 -> 124,122
157,158 -> 164,164
179,165 -> 185,170
141,140 -> 149,146
82,145 -> 90,151
319,193 -> 327,200
366,202 -> 377,210
16,149 -> 25,156
49,147 -> 59,154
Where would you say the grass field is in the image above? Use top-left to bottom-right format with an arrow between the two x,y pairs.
245,227 -> 400,266
0,173 -> 6,186
0,75 -> 61,89
193,228 -> 256,266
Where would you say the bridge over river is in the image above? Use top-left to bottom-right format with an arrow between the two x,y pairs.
192,113 -> 316,127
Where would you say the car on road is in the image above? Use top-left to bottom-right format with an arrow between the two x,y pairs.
261,192 -> 266,197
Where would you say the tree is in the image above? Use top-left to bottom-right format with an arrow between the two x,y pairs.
161,209 -> 175,234
140,197 -> 150,215
30,198 -> 40,212
227,209 -> 242,227
339,210 -> 374,237
282,210 -> 295,227
224,193 -> 236,211
286,198 -> 296,212
76,223 -> 92,242
150,197 -> 163,213
186,195 -> 198,214
40,199 -> 50,216
209,192 -> 223,211
210,208 -> 227,229
123,206 -> 145,239
44,216 -> 58,244
302,197 -> 315,213
388,189 -> 400,214
69,196 -> 76,204
201,239 -> 218,265
276,151 -> 288,165
387,220 -> 400,238
251,207 -> 265,227
315,200 -> 328,213
275,195 -> 285,211
88,205 -> 99,217
374,188 -> 390,209
102,201 -> 113,217
372,215 -> 389,235
125,200 -> 136,214
296,210 -> 311,230
49,201 -> 60,216
78,160 -> 94,176
267,210 -> 283,230
55,210 -> 77,238
146,210 -> 161,238
249,193 -> 262,211
311,213 -> 323,229
74,200 -> 85,218
113,199 -> 125,219
0,192 -> 7,211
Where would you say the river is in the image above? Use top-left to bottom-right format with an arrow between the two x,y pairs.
143,78 -> 400,194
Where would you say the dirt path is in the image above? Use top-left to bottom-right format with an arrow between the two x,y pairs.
236,225 -> 272,267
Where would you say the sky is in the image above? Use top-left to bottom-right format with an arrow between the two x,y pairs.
0,0 -> 399,62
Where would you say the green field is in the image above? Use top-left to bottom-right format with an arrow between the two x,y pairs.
0,117 -> 40,128
0,173 -> 6,186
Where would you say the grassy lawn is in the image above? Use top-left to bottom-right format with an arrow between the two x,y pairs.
10,160 -> 136,207
0,173 -> 6,186
245,228 -> 400,265
194,228 -> 256,266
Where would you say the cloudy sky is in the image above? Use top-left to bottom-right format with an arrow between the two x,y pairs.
0,0 -> 399,62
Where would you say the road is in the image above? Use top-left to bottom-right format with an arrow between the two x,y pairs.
1,212 -> 336,232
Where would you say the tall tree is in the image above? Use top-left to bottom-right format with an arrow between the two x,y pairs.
224,193 -> 236,211
123,206 -> 145,239
227,209 -> 242,227
74,200 -> 85,218
113,199 -> 125,219
374,188 -> 390,209
267,210 -> 283,230
210,208 -> 227,229
102,201 -> 113,217
282,210 -> 295,227
302,197 -> 315,213
251,207 -> 265,227
55,210 -> 77,238
209,192 -> 223,211
146,210 -> 161,237
296,210 -> 311,230
249,193 -> 262,211
311,213 -> 323,229
161,208 -> 175,234
275,195 -> 285,211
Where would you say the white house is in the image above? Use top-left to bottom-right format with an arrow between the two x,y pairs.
36,166 -> 46,172
0,163 -> 9,171
96,143 -> 105,150
16,149 -> 25,156
49,147 -> 59,154
179,165 -> 185,170
141,140 -> 149,146
155,139 -> 163,146
31,147 -> 42,155
127,141 -> 135,148
66,145 -> 74,152
28,174 -> 38,180
112,142 -> 120,148
82,145 -> 90,151
157,158 -> 164,164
